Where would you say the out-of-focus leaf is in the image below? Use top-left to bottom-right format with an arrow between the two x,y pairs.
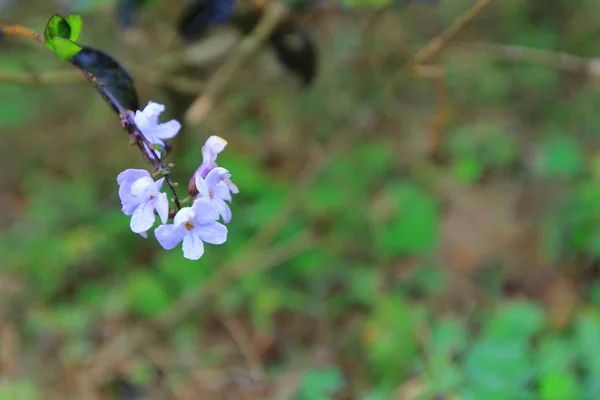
375,182 -> 439,257
536,133 -> 584,178
485,300 -> 545,341
69,46 -> 140,112
539,372 -> 580,400
364,294 -> 417,386
299,367 -> 344,400
270,25 -> 318,86
464,338 -> 532,399
117,0 -> 141,27
177,0 -> 235,40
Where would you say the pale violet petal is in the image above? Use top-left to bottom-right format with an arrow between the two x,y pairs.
205,167 -> 229,189
154,120 -> 181,140
131,176 -> 158,199
195,162 -> 213,179
197,221 -> 227,245
204,135 -> 227,158
117,169 -> 150,185
119,184 -> 142,215
192,198 -> 219,224
155,224 -> 184,250
194,175 -> 211,198
139,231 -> 148,238
154,193 -> 169,225
213,181 -> 232,202
225,178 -> 239,194
121,202 -> 138,216
154,177 -> 165,191
212,198 -> 232,224
141,101 -> 165,126
182,232 -> 205,260
173,207 -> 195,227
130,201 -> 156,233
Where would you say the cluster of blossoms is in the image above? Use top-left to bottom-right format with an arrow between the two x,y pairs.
117,101 -> 238,260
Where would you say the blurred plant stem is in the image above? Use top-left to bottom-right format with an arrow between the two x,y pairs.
0,24 -> 44,43
381,0 -> 495,99
184,1 -> 289,125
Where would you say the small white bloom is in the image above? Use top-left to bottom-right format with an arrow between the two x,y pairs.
134,101 -> 181,158
117,169 -> 169,237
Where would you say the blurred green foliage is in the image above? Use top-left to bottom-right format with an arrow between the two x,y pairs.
2,0 -> 600,399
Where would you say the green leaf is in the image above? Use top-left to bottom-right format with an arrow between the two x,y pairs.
52,37 -> 82,60
70,46 -> 140,112
44,14 -> 71,51
537,134 -> 584,178
299,367 -> 344,400
539,372 -> 581,400
376,183 -> 439,257
65,13 -> 83,41
485,301 -> 545,341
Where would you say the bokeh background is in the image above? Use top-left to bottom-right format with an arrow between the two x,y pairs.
2,0 -> 600,398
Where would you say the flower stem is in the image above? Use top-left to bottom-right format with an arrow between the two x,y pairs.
0,25 -> 44,43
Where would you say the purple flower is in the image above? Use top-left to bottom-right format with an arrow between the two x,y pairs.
196,135 -> 228,178
195,167 -> 233,223
154,199 -> 227,260
117,169 -> 169,237
189,135 -> 239,196
134,101 -> 181,158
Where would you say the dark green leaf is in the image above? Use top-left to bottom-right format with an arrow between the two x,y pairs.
69,46 -> 140,113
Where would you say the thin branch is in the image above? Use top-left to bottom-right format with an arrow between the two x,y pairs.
0,65 -> 205,94
75,66 -> 183,212
380,0 -> 495,99
184,2 -> 289,125
454,42 -> 600,77
0,25 -> 44,43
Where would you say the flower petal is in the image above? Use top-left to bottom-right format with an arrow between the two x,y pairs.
194,175 -> 211,198
197,221 -> 228,245
154,177 -> 165,191
192,198 -> 219,224
131,176 -> 158,199
213,181 -> 232,202
182,232 -> 205,260
154,192 -> 169,224
204,135 -> 227,161
154,120 -> 181,140
205,167 -> 230,189
173,206 -> 195,227
224,178 -> 239,194
117,169 -> 150,185
155,224 -> 184,250
130,201 -> 156,233
212,198 -> 232,224
136,101 -> 165,127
